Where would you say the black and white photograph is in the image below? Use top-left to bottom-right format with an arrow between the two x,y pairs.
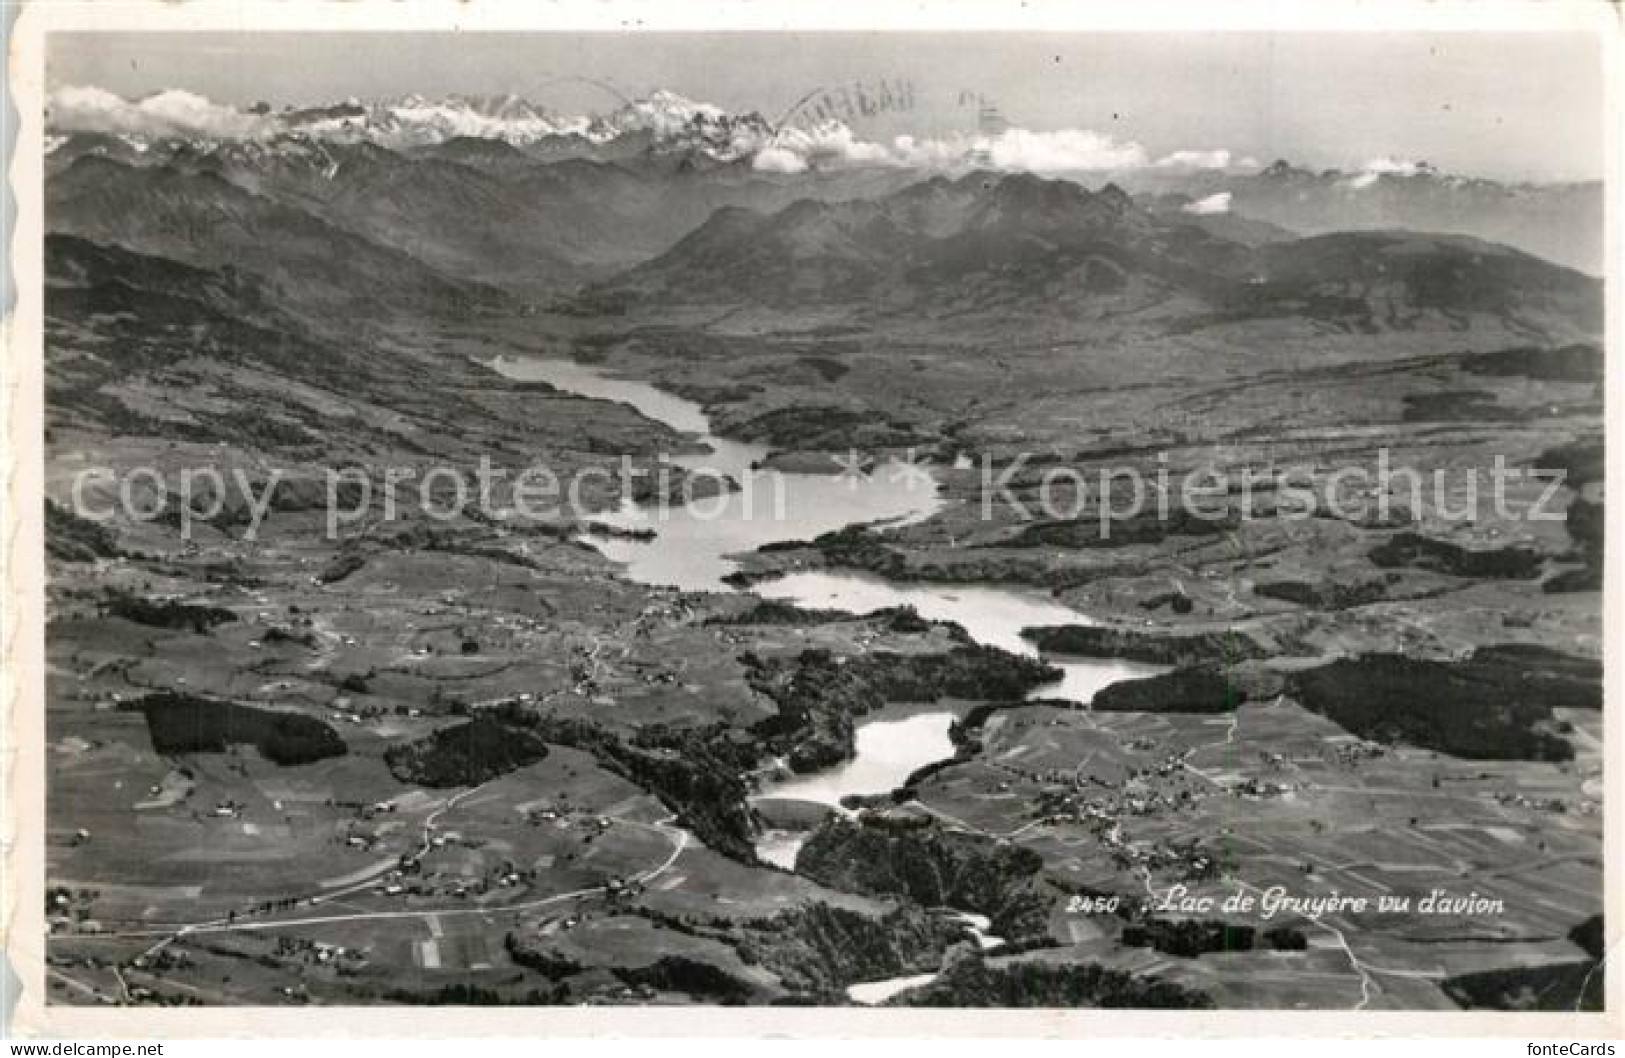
3,0 -> 1618,1036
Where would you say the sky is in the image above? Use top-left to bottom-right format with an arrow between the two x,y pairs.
48,31 -> 1607,180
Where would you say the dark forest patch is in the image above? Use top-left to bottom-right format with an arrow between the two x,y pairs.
1021,625 -> 1266,666
1442,960 -> 1602,1012
1254,579 -> 1391,610
384,715 -> 549,787
1400,390 -> 1517,423
46,500 -> 120,562
894,953 -> 1213,1008
1001,508 -> 1237,550
126,692 -> 346,766
1288,647 -> 1599,761
100,590 -> 236,632
1368,532 -> 1543,579
1460,343 -> 1602,383
1091,666 -> 1246,714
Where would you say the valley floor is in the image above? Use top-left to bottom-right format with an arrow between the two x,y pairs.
42,312 -> 1604,1010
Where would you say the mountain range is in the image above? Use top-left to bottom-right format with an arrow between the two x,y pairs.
587,170 -> 1600,339
47,86 -> 1603,274
49,87 -> 776,159
45,131 -> 918,302
1138,160 -> 1603,274
43,90 -> 1603,346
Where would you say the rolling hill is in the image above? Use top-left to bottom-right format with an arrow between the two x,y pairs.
1135,160 -> 1604,275
47,154 -> 507,317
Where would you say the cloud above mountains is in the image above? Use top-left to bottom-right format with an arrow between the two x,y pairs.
979,128 -> 1151,172
1157,149 -> 1257,171
754,124 -> 1216,175
1344,156 -> 1440,189
49,85 -> 281,141
47,83 -> 1257,176
1181,192 -> 1233,215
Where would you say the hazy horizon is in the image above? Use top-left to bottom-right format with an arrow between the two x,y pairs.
49,31 -> 1606,181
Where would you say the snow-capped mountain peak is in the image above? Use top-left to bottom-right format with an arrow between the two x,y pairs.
45,84 -> 778,160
